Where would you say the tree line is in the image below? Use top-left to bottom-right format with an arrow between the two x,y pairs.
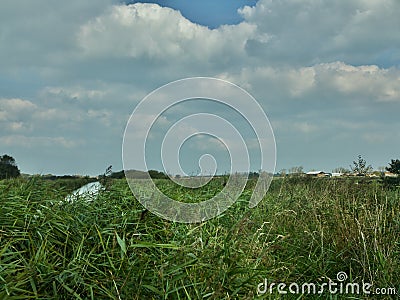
1,154 -> 399,180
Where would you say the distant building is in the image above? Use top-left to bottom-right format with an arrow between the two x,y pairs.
384,172 -> 398,178
331,172 -> 343,177
306,171 -> 330,177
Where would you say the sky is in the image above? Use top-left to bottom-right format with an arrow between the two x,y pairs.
125,0 -> 258,29
0,0 -> 399,176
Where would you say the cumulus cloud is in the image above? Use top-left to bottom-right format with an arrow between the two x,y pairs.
224,62 -> 400,105
313,62 -> 400,102
77,3 -> 257,73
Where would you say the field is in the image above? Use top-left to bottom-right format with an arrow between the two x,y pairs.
1,176 -> 399,299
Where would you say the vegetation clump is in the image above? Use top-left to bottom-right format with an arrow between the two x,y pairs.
387,159 -> 400,175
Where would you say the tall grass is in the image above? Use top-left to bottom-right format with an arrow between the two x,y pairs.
0,177 -> 399,299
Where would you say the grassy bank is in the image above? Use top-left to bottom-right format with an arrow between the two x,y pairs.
0,177 -> 399,299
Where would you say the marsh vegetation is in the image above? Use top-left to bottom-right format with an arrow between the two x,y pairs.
0,177 -> 399,299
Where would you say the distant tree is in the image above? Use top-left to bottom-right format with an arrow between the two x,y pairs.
289,166 -> 304,176
386,159 -> 400,175
148,170 -> 168,179
333,167 -> 350,174
1,154 -> 16,166
248,171 -> 259,178
109,170 -> 125,179
0,154 -> 21,179
350,155 -> 372,175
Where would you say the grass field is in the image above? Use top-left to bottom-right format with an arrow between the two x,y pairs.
1,176 -> 399,299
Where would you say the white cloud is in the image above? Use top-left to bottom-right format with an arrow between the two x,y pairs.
226,62 -> 400,104
239,0 -> 400,65
77,3 -> 256,68
0,135 -> 81,148
4,122 -> 33,133
0,98 -> 37,114
313,62 -> 400,102
0,98 -> 38,133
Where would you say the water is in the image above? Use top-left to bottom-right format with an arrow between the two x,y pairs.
65,181 -> 104,203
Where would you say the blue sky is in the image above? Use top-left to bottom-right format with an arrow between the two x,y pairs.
0,0 -> 399,176
125,0 -> 258,28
